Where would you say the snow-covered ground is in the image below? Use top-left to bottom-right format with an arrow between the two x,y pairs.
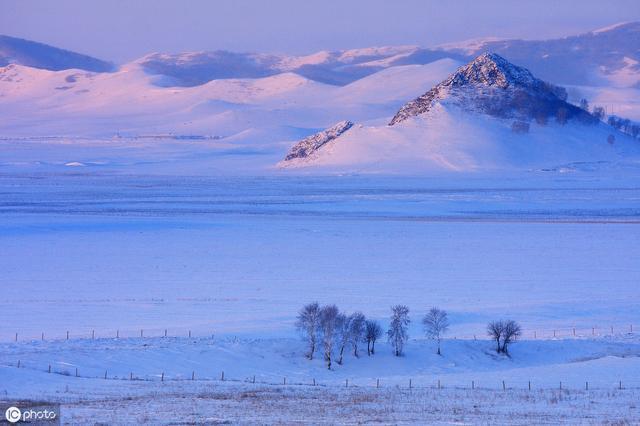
4,362 -> 640,424
1,174 -> 639,340
0,172 -> 639,423
2,25 -> 640,422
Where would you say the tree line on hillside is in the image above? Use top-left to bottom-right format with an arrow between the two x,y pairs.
508,96 -> 640,145
296,303 -> 521,369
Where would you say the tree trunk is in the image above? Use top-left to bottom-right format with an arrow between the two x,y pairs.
337,345 -> 345,365
371,339 -> 376,354
353,343 -> 359,358
367,340 -> 371,356
437,338 -> 441,355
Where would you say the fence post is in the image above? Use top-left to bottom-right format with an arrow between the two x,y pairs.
75,368 -> 78,377
438,379 -> 441,389
376,378 -> 379,389
585,381 -> 588,391
345,379 -> 348,388
116,330 -> 119,339
573,328 -> 575,336
92,330 -> 95,339
17,360 -> 20,368
48,364 -> 51,373
221,371 -> 224,381
161,372 -> 164,382
41,332 -> 44,341
130,372 -> 133,380
528,381 -> 531,391
140,329 -> 143,338
472,380 -> 474,390
553,330 -> 556,338
312,378 -> 315,386
592,327 -> 595,336
189,330 -> 192,338
502,380 -> 505,391
192,371 -> 195,381
66,331 -> 69,340
409,379 -> 412,389
534,331 -> 536,339
559,381 -> 562,390
253,375 -> 256,384
14,333 -> 17,342
164,329 -> 167,338
284,377 -> 286,385
619,380 -> 622,390
104,370 -> 107,379
611,326 -> 614,335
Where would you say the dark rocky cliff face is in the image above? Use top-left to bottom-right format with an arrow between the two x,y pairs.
283,121 -> 354,161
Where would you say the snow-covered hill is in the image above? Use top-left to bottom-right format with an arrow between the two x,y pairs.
451,22 -> 640,88
280,54 -> 640,173
0,58 -> 459,141
134,22 -> 640,89
0,35 -> 114,72
0,24 -> 639,175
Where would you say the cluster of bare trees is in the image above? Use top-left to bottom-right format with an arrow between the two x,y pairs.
296,303 -> 383,369
297,303 -> 522,367
487,320 -> 522,355
608,115 -> 640,139
579,98 -> 640,141
297,304 -> 456,366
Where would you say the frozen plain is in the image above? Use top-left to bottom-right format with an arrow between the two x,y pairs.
1,168 -> 640,423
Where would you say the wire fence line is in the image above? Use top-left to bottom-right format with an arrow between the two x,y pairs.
3,323 -> 636,343
3,361 -> 639,393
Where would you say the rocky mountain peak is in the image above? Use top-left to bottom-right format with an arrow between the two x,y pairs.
445,52 -> 535,89
389,52 -> 588,126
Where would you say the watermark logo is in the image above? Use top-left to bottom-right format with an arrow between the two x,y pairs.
2,403 -> 59,424
5,406 -> 21,423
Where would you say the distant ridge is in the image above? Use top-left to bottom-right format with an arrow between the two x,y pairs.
0,35 -> 114,72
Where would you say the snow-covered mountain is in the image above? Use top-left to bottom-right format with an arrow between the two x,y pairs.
1,24 -> 639,174
449,22 -> 640,88
137,46 -> 433,86
280,54 -> 640,173
389,53 -> 591,125
0,35 -> 114,72
134,22 -> 640,89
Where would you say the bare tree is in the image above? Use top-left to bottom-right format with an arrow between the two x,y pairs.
387,305 -> 410,356
592,106 -> 605,121
501,320 -> 522,355
556,107 -> 568,125
579,98 -> 590,112
349,312 -> 366,358
319,305 -> 339,369
295,302 -> 321,360
487,320 -> 505,353
335,312 -> 350,365
487,319 -> 521,355
365,320 -> 383,355
422,308 -> 449,355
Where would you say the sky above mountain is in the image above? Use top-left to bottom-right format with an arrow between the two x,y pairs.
1,0 -> 639,63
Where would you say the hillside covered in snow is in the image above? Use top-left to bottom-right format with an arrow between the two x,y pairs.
0,23 -> 639,175
280,53 -> 640,173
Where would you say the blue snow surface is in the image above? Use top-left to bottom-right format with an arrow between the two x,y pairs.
0,172 -> 639,341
